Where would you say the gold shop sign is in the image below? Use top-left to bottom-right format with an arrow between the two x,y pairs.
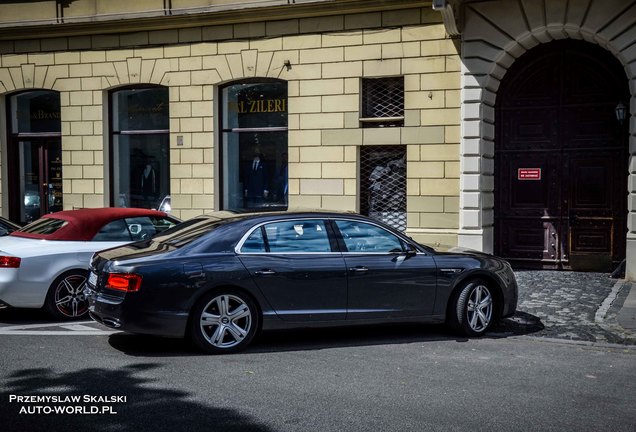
231,98 -> 287,114
127,102 -> 167,115
16,109 -> 61,120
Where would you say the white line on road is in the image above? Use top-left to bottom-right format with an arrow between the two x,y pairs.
60,324 -> 103,331
0,320 -> 97,330
0,320 -> 119,335
0,330 -> 118,335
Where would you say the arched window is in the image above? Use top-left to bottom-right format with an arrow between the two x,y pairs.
220,79 -> 288,211
109,86 -> 169,210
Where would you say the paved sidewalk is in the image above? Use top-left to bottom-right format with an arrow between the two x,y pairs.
492,270 -> 636,345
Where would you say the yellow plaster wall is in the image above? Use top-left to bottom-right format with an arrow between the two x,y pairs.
0,7 -> 460,245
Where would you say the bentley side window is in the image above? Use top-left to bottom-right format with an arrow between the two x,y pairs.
335,220 -> 404,253
241,227 -> 266,253
264,220 -> 331,253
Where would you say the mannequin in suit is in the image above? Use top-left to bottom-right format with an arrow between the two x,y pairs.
274,152 -> 288,204
244,152 -> 268,208
141,163 -> 157,207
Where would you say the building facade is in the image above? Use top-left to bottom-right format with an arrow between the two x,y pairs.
0,0 -> 634,279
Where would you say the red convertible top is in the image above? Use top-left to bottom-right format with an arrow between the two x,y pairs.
11,208 -> 169,241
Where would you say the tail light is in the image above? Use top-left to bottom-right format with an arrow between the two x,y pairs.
105,273 -> 142,292
0,256 -> 21,268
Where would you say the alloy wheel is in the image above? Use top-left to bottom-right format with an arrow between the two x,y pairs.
199,294 -> 253,349
466,284 -> 493,333
54,274 -> 88,318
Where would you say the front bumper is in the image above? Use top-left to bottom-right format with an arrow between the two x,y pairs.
498,264 -> 518,318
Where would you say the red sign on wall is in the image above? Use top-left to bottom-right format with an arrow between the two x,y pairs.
518,168 -> 542,180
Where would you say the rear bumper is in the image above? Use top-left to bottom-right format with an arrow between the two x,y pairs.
87,289 -> 188,338
0,270 -> 46,309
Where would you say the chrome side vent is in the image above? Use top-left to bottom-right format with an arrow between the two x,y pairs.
439,268 -> 464,275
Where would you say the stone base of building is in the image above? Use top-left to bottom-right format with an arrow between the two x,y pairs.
625,238 -> 636,281
457,227 -> 494,254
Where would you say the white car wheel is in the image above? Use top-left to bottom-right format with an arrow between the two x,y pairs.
45,271 -> 89,320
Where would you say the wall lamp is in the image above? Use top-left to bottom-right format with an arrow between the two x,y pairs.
615,102 -> 628,125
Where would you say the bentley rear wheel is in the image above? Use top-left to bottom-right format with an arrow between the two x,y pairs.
190,290 -> 259,354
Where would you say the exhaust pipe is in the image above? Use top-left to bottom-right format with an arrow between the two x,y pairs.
102,318 -> 122,328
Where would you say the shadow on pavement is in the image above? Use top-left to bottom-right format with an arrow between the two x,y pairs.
108,311 -> 545,357
489,311 -> 546,336
0,364 -> 274,432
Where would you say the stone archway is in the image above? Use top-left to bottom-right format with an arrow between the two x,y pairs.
494,40 -> 629,271
457,0 -> 636,278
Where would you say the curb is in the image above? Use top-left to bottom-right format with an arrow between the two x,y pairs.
617,281 -> 636,333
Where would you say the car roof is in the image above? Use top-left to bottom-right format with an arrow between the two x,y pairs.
187,209 -> 363,226
10,208 -> 171,241
204,208 -> 357,219
175,209 -> 399,241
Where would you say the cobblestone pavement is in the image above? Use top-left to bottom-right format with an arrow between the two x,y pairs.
491,270 -> 636,345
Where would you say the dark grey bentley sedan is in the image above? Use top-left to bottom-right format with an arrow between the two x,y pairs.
86,211 -> 518,354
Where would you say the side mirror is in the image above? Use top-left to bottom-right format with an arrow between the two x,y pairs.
405,243 -> 418,256
128,224 -> 142,235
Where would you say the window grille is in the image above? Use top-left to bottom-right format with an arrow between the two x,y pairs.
360,145 -> 407,231
360,77 -> 404,128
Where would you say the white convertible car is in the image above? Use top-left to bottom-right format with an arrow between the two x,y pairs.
0,208 -> 179,320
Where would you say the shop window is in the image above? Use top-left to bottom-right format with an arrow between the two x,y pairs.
7,90 -> 62,224
360,145 -> 407,231
110,86 -> 170,210
10,90 -> 61,134
360,77 -> 404,128
220,80 -> 288,211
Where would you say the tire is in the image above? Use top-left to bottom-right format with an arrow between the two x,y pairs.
44,270 -> 89,320
189,290 -> 259,354
448,279 -> 495,337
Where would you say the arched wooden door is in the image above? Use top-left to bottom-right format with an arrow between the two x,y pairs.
495,40 -> 629,271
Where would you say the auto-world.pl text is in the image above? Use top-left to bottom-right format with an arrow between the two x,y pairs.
9,395 -> 126,415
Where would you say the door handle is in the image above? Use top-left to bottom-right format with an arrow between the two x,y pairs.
349,266 -> 369,273
183,263 -> 204,278
254,269 -> 276,276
